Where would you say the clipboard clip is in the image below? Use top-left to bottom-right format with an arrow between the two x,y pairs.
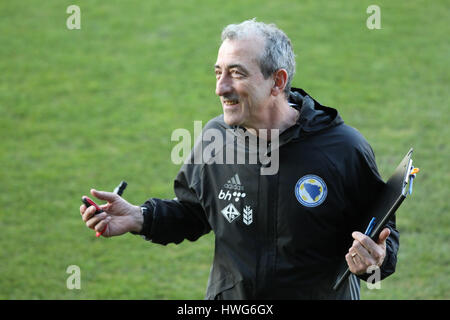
407,167 -> 420,195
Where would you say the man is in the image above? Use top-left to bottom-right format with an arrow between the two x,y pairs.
80,19 -> 399,299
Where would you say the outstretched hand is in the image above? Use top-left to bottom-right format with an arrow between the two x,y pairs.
80,189 -> 143,237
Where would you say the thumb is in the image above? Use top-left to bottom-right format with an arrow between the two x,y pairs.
91,189 -> 119,203
377,227 -> 391,245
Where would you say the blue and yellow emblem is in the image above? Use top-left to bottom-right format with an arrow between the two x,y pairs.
295,175 -> 327,207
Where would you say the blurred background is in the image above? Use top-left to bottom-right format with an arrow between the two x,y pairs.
0,0 -> 448,299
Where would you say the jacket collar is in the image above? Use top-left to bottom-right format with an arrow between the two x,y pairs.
279,87 -> 343,143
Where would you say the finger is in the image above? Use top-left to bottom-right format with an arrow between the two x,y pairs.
354,255 -> 367,274
352,231 -> 378,253
91,189 -> 119,203
82,205 -> 98,222
377,228 -> 391,245
99,203 -> 112,212
80,204 -> 87,215
347,250 -> 367,275
86,212 -> 108,229
95,216 -> 112,234
345,253 -> 356,271
346,253 -> 362,275
351,241 -> 376,267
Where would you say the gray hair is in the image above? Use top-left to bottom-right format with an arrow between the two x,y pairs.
221,18 -> 296,97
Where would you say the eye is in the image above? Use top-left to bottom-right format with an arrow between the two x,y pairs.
215,70 -> 222,80
230,69 -> 244,78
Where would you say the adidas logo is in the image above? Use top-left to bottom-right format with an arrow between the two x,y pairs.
218,173 -> 246,202
224,173 -> 244,191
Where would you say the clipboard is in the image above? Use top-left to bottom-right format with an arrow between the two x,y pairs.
333,148 -> 417,291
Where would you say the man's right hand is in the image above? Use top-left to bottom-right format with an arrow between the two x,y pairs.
80,189 -> 143,237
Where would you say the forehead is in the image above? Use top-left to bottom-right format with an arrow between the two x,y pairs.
215,37 -> 265,70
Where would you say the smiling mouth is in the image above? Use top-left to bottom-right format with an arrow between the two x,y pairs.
223,99 -> 239,106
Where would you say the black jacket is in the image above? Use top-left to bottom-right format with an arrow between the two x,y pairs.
139,88 -> 399,299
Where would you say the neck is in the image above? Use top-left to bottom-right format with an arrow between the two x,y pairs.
245,98 -> 298,141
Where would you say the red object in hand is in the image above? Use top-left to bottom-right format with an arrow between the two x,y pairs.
96,225 -> 107,238
81,196 -> 106,237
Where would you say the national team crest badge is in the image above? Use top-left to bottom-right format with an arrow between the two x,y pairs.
295,175 -> 327,207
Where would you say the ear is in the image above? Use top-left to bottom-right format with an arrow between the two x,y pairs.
271,69 -> 288,96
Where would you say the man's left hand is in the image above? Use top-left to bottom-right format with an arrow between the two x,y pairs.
345,227 -> 390,275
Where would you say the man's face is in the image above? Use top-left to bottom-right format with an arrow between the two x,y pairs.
215,37 -> 274,128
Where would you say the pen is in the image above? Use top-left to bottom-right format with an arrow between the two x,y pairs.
96,181 -> 128,237
113,180 -> 127,196
408,167 -> 419,195
364,217 -> 376,236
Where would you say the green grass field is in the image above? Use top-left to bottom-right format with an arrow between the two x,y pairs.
1,0 -> 448,299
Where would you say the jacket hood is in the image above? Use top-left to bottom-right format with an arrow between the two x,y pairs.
288,87 -> 344,136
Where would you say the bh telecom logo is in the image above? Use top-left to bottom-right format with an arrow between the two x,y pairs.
295,174 -> 327,207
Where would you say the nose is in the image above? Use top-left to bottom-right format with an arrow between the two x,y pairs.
215,74 -> 233,97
